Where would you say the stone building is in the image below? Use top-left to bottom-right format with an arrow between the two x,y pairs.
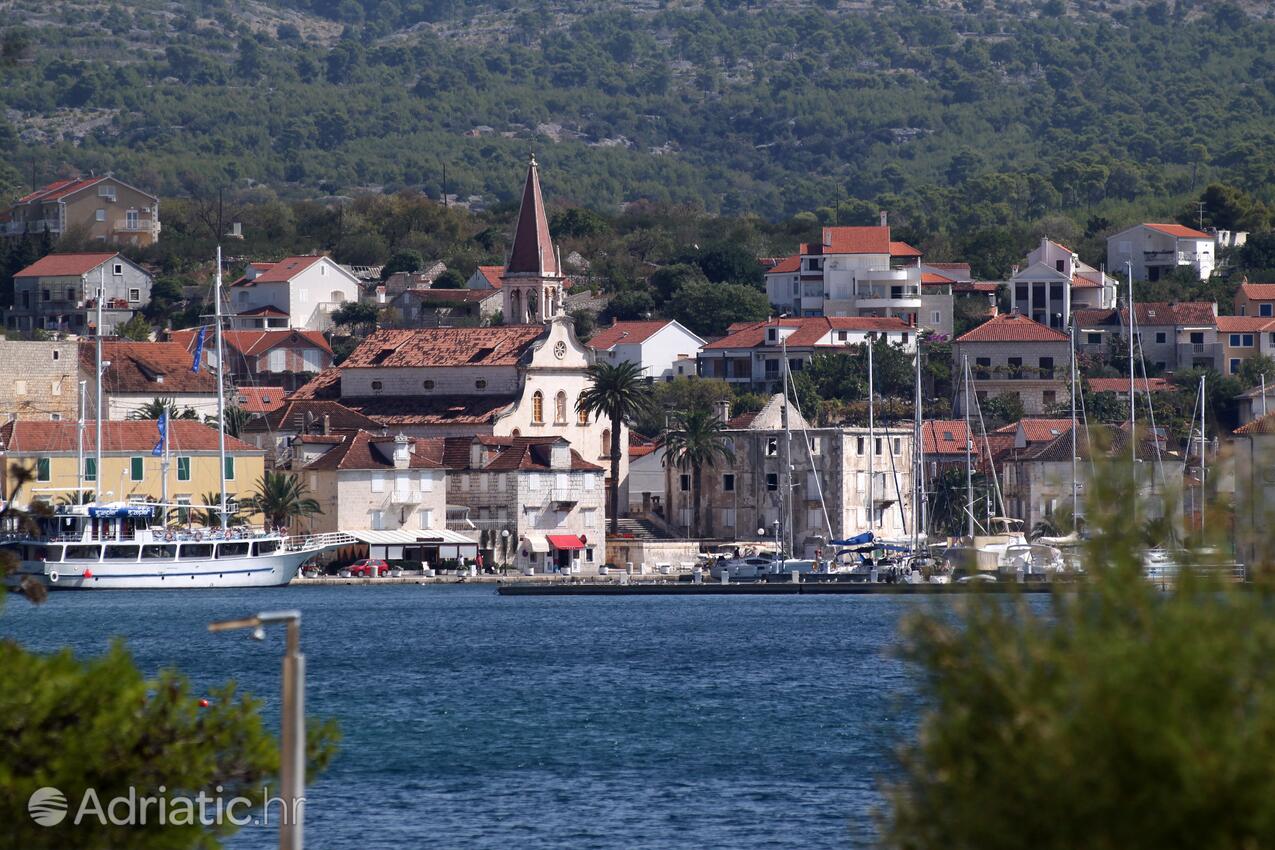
0,340 -> 81,421
951,313 -> 1071,415
8,252 -> 153,335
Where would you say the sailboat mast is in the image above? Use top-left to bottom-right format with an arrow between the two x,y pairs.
77,379 -> 85,498
1126,262 -> 1135,463
780,335 -> 793,557
963,355 -> 974,539
1070,322 -> 1079,523
913,337 -> 923,554
95,266 -> 104,502
215,245 -> 229,527
1199,374 -> 1206,530
867,339 -> 875,532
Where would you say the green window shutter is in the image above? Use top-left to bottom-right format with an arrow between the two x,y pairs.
130,456 -> 144,481
85,458 -> 96,481
224,457 -> 235,481
177,457 -> 191,481
37,458 -> 50,482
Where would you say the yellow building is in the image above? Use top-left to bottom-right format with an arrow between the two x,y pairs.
0,420 -> 265,521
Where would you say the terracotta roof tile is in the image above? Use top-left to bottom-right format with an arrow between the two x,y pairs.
1086,377 -> 1172,394
341,327 -> 545,368
587,320 -> 676,350
921,272 -> 956,285
169,328 -> 332,358
301,430 -> 442,471
337,395 -> 519,427
242,255 -> 324,284
1216,316 -> 1275,333
15,177 -> 106,204
257,399 -> 384,433
1145,223 -> 1212,240
79,340 -> 219,394
1235,413 -> 1275,435
813,226 -> 891,255
0,420 -> 259,453
889,240 -> 922,257
954,313 -> 1069,343
475,265 -> 506,289
16,252 -> 119,278
234,387 -> 285,414
702,316 -> 911,350
1239,283 -> 1275,302
764,254 -> 801,275
921,420 -> 972,455
506,158 -> 559,276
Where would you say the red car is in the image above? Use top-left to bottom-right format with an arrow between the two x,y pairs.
347,559 -> 390,577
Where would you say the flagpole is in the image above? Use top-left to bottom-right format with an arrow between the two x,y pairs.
215,245 -> 229,528
95,266 -> 104,507
161,412 -> 170,524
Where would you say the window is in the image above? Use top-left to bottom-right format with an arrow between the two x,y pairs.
65,287 -> 74,301
1087,333 -> 1102,345
371,473 -> 385,493
577,405 -> 588,425
1244,334 -> 1255,347
600,429 -> 611,457
809,436 -> 820,455
766,473 -> 778,491
423,379 -> 435,390
874,437 -> 883,455
975,357 -> 991,380
224,457 -> 235,481
1231,334 -> 1241,347
113,263 -> 123,276
1154,332 -> 1166,344
302,349 -> 323,371
52,349 -> 59,361
1190,332 -> 1204,345
1230,359 -> 1241,375
418,509 -> 434,529
554,391 -> 567,424
36,458 -> 50,482
1055,259 -> 1065,273
1263,304 -> 1274,318
932,311 -> 941,325
41,289 -> 50,301
720,508 -> 736,528
96,209 -> 106,222
475,379 -> 487,389
1043,390 -> 1057,406
679,474 -> 690,492
370,510 -> 385,531
128,288 -> 141,303
130,456 -> 144,481
1039,357 -> 1055,380
1008,356 -> 1023,379
52,378 -> 62,396
371,380 -> 383,391
856,436 -> 865,455
893,438 -> 902,455
723,473 -> 735,492
85,458 -> 96,482
177,457 -> 191,481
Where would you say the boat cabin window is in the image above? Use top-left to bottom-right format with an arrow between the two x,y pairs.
217,542 -> 250,558
64,545 -> 101,561
38,545 -> 64,562
180,543 -> 214,559
142,544 -> 177,560
253,540 -> 279,556
105,545 -> 140,560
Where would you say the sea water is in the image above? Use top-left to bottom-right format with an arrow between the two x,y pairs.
0,586 -> 969,849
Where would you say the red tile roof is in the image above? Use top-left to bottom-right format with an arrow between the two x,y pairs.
440,436 -> 600,472
1086,377 -> 1172,394
808,226 -> 891,255
234,387 -> 285,414
764,254 -> 801,275
702,317 -> 912,350
337,395 -> 520,427
1070,271 -> 1105,289
301,430 -> 442,471
237,305 -> 290,317
0,419 -> 259,453
399,289 -> 495,304
1075,302 -> 1217,328
954,281 -> 1001,295
257,399 -> 385,432
954,313 -> 1069,344
921,272 -> 956,285
15,177 -> 105,204
78,340 -> 219,394
587,320 -> 676,350
1217,316 -> 1275,333
340,327 -> 545,368
15,252 -> 119,278
922,420 -> 972,455
169,328 -> 332,358
474,265 -> 505,289
1000,418 -> 1074,443
235,256 -> 324,286
890,241 -> 922,258
1145,223 -> 1212,240
506,158 -> 559,276
1234,413 -> 1275,435
1239,283 -> 1275,302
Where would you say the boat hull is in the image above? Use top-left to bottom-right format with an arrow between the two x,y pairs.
11,550 -> 317,590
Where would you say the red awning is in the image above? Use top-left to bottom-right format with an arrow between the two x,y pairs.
546,534 -> 585,550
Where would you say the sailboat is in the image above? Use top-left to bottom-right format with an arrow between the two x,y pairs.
4,248 -> 355,590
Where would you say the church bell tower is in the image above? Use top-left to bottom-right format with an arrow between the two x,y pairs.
501,154 -> 565,325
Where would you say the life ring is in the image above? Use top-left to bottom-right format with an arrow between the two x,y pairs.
194,531 -> 204,542
48,570 -> 59,583
164,531 -> 175,542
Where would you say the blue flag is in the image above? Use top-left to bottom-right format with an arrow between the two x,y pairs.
152,412 -> 167,457
190,326 -> 206,373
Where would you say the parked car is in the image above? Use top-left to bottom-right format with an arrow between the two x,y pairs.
348,559 -> 390,577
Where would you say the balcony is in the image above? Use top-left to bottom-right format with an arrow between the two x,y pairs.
113,218 -> 157,233
2,219 -> 59,236
1177,342 -> 1220,366
384,489 -> 423,508
855,283 -> 921,310
549,489 -> 578,508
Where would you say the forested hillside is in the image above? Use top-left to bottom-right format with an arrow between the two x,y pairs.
2,0 -> 1275,232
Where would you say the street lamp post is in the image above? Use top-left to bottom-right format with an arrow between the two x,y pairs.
209,610 -> 305,850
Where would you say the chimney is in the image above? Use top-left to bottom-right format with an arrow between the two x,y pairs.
879,211 -> 888,228
1040,237 -> 1049,252
393,433 -> 411,469
713,398 -> 731,422
469,440 -> 484,469
322,414 -> 331,435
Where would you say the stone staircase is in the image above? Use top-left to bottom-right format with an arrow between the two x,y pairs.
611,517 -> 675,540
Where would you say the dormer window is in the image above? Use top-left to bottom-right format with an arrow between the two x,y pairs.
423,380 -> 435,389
371,381 -> 383,391
475,379 -> 487,389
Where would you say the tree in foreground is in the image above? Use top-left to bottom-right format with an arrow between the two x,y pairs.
242,471 -> 322,529
883,459 -> 1275,850
577,361 -> 652,534
661,406 -> 734,539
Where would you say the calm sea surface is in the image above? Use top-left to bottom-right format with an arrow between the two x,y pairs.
0,586 -> 981,849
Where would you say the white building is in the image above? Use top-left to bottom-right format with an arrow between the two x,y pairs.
228,255 -> 362,331
1009,238 -> 1118,331
78,340 -> 222,419
1107,223 -> 1216,283
586,319 -> 705,381
441,435 -> 606,573
764,219 -> 950,333
697,316 -> 915,393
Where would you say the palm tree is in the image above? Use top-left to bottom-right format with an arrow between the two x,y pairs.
661,406 -> 735,539
56,490 -> 95,506
204,405 -> 252,438
241,471 -> 321,530
196,491 -> 239,528
576,361 -> 653,534
128,398 -> 198,421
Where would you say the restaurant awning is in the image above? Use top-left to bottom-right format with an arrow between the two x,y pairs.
346,529 -> 478,545
547,534 -> 585,551
520,535 -> 550,553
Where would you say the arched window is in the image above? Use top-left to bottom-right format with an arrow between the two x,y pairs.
577,405 -> 589,425
601,429 -> 611,458
510,289 -> 522,322
554,391 -> 567,424
532,391 -> 544,424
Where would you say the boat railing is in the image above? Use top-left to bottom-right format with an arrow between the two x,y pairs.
283,531 -> 359,552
